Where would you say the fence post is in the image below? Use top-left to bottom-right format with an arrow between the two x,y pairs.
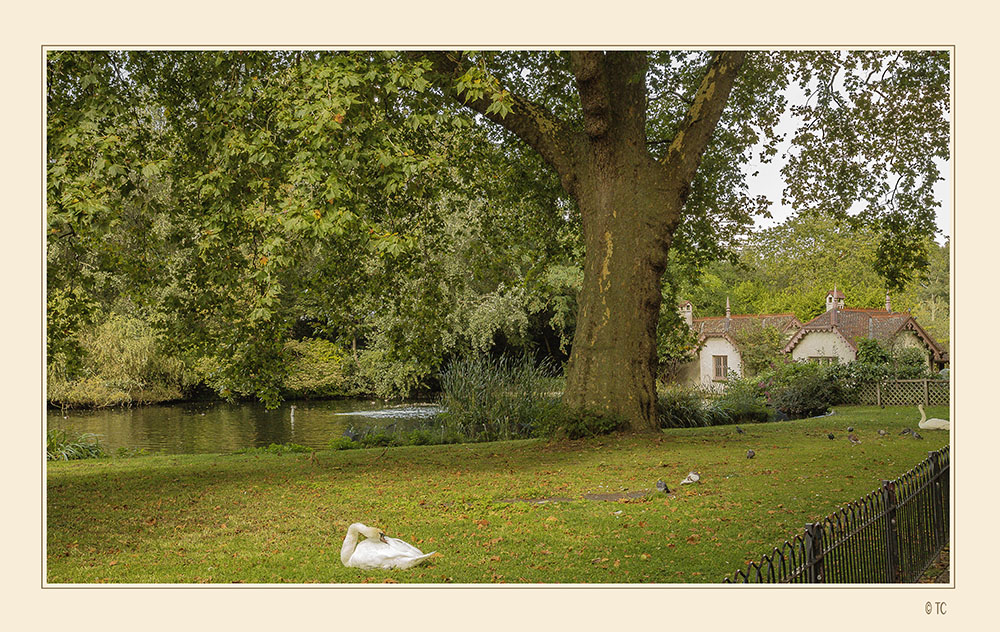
881,480 -> 901,582
803,522 -> 825,583
927,451 -> 942,547
876,382 -> 881,407
923,379 -> 929,406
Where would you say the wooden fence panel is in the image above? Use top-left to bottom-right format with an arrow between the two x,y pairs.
855,379 -> 949,406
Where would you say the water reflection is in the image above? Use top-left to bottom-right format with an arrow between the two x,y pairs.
46,399 -> 441,455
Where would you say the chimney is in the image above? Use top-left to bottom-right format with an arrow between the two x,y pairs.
725,296 -> 731,319
885,291 -> 892,312
678,301 -> 693,328
826,285 -> 845,312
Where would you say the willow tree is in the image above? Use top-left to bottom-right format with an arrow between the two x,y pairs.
47,50 -> 949,431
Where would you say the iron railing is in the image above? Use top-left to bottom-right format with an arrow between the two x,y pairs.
723,445 -> 949,583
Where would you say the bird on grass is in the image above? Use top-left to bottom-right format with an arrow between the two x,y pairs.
656,480 -> 670,494
848,433 -> 861,446
878,429 -> 888,437
680,471 -> 701,485
341,523 -> 436,570
736,426 -> 745,435
827,433 -> 836,440
917,404 -> 950,430
847,426 -> 854,433
912,430 -> 924,440
901,428 -> 913,436
746,449 -> 755,459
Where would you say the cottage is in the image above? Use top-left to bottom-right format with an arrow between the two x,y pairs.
676,299 -> 803,389
783,289 -> 949,370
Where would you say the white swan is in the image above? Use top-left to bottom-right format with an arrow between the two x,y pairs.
340,522 -> 437,570
917,404 -> 950,430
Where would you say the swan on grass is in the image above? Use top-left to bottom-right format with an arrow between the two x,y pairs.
341,523 -> 437,570
917,404 -> 950,431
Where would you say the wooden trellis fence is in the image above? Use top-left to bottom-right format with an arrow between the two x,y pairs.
856,379 -> 949,407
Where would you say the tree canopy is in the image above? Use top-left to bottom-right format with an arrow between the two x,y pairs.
47,49 -> 950,429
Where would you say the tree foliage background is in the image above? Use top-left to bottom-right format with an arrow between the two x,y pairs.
46,50 -> 949,415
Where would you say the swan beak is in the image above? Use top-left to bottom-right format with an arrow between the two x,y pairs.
379,532 -> 387,543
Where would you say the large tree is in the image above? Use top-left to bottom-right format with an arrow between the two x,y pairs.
47,50 -> 949,431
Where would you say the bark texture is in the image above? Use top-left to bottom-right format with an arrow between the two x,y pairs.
424,50 -> 747,431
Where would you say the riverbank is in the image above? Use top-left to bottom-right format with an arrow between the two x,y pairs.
47,406 -> 949,583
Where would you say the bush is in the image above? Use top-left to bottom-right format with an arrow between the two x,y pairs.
46,429 -> 106,461
437,354 -> 560,442
656,385 -> 731,428
282,338 -> 350,398
47,313 -> 188,408
760,361 -> 842,418
717,376 -> 771,424
534,406 -> 624,440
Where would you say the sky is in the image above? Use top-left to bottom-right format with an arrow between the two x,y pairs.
744,79 -> 952,243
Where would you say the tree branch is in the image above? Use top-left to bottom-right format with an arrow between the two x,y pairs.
570,51 -> 611,138
412,51 -> 579,192
661,51 -> 747,189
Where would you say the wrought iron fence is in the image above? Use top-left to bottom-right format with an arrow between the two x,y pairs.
723,445 -> 949,583
855,379 -> 949,407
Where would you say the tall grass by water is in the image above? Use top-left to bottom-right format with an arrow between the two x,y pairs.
436,355 -> 560,442
46,428 -> 106,461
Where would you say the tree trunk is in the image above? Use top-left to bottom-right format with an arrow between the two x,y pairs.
562,150 -> 680,432
421,50 -> 746,432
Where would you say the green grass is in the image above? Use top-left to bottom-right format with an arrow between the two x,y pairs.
46,405 -> 949,584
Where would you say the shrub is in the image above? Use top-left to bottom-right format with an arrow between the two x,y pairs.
717,376 -> 771,424
46,429 -> 106,461
437,354 -> 559,442
761,361 -> 842,418
534,405 -> 624,439
282,338 -> 350,398
656,385 -> 731,428
47,313 -> 188,408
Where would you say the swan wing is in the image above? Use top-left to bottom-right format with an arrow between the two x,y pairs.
346,538 -> 436,570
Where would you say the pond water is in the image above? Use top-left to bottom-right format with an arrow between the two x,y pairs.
46,399 -> 442,455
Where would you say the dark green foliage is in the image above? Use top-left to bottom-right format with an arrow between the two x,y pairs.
534,407 -> 624,440
437,354 -> 559,442
856,337 -> 891,364
656,386 -> 732,428
730,324 -> 785,377
717,376 -> 772,423
46,429 -> 106,461
758,361 -> 843,418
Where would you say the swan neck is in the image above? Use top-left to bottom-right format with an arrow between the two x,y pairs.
341,524 -> 361,565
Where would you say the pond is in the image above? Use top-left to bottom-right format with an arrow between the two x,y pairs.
46,399 -> 442,455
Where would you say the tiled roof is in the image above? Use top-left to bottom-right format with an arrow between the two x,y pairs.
783,307 -> 947,361
692,313 -> 803,341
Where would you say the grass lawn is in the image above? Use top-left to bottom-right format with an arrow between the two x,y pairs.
46,405 -> 949,584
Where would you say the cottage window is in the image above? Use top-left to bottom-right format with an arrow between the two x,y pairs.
809,356 -> 838,365
713,355 -> 728,380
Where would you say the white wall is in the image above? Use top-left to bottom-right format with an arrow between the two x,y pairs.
699,337 -> 741,391
790,331 -> 855,363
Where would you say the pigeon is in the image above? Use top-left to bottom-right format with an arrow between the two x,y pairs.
848,433 -> 861,446
847,426 -> 854,433
827,433 -> 835,440
746,449 -> 755,459
736,426 -> 745,435
878,429 -> 888,437
680,471 -> 701,485
901,428 -> 913,436
912,430 -> 924,440
656,480 -> 670,494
